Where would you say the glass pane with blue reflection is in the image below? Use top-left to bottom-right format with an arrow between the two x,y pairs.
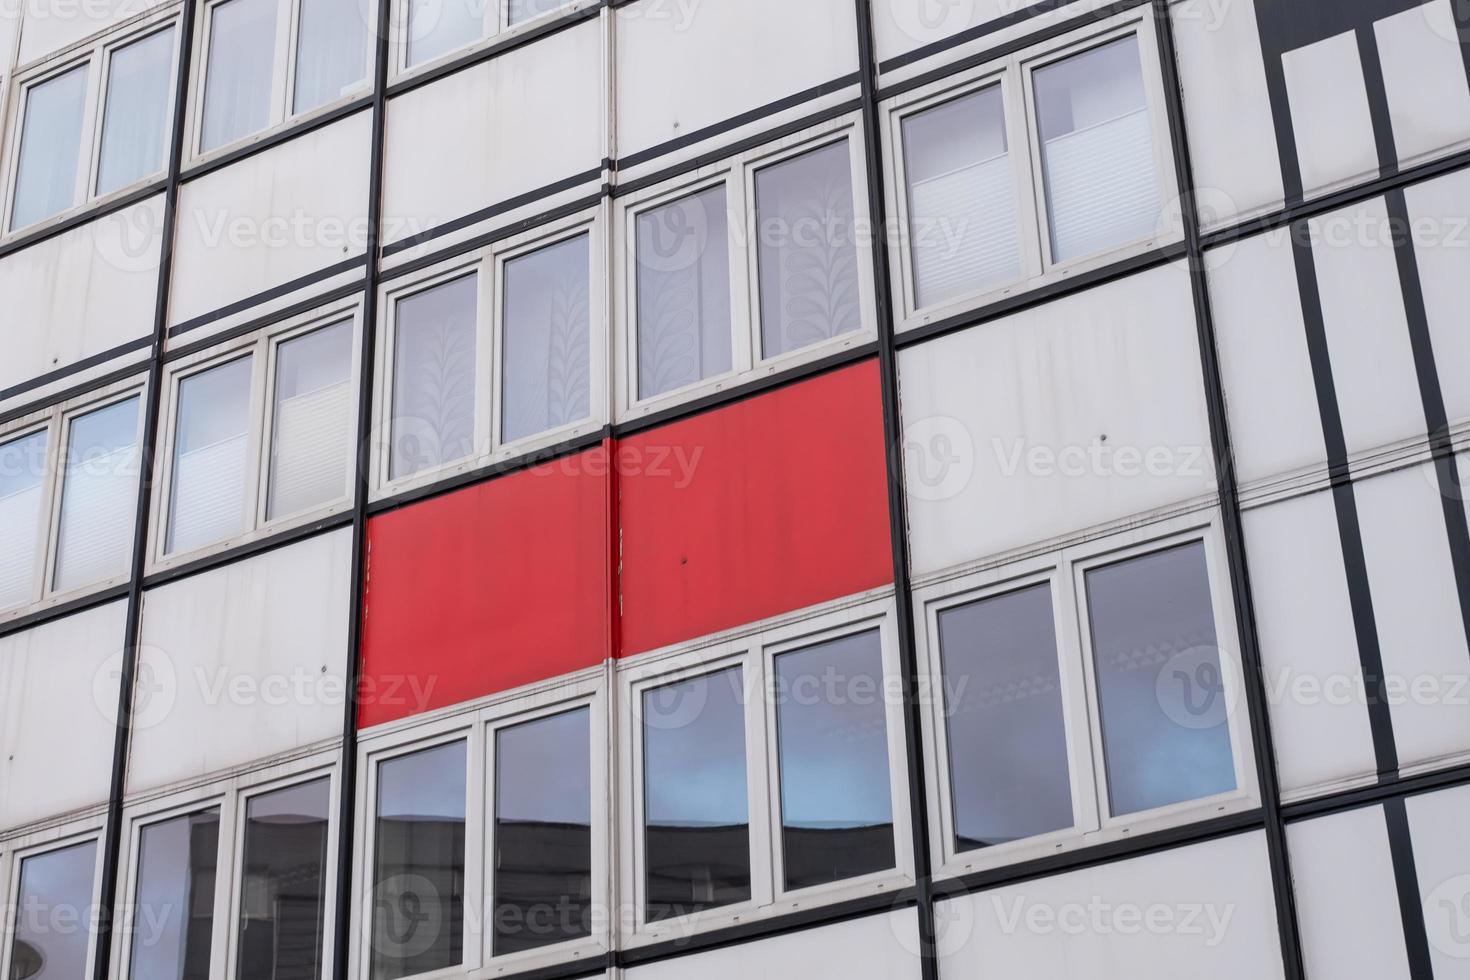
130,809 -> 220,980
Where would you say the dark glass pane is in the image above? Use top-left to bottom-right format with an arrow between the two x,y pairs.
643,667 -> 750,921
492,708 -> 592,955
130,808 -> 220,980
774,630 -> 895,890
9,841 -> 96,980
235,779 -> 329,980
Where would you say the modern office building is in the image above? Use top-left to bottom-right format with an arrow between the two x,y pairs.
1,0 -> 1469,976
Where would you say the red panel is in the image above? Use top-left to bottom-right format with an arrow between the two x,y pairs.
359,446 -> 611,727
619,361 -> 893,656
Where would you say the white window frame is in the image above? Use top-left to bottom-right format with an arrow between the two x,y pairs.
370,208 -> 608,501
148,297 -> 363,571
881,9 -> 1178,333
0,814 -> 108,980
0,10 -> 181,236
616,591 -> 913,948
614,116 -> 879,424
913,513 -> 1259,881
389,0 -> 595,80
349,670 -> 609,980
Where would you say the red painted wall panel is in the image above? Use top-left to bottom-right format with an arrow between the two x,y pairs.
618,360 -> 893,656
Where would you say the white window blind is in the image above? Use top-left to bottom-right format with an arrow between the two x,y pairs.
11,65 -> 88,229
268,322 -> 352,520
0,430 -> 48,609
54,397 -> 140,593
167,357 -> 252,555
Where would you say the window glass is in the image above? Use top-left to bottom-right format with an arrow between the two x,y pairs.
642,667 -> 750,921
54,397 -> 140,593
506,0 -> 572,25
0,430 -> 49,610
268,322 -> 352,521
9,841 -> 97,980
130,809 -> 220,980
1033,35 -> 1161,262
636,186 -> 732,399
200,0 -> 278,152
901,85 -> 1019,308
390,274 -> 477,481
1086,542 -> 1236,816
937,584 -> 1072,851
235,779 -> 330,980
371,740 -> 466,980
166,357 -> 252,556
754,140 -> 860,359
493,708 -> 592,956
293,0 -> 369,114
500,234 -> 591,444
97,28 -> 175,196
406,0 -> 480,67
773,630 -> 894,891
11,65 -> 88,229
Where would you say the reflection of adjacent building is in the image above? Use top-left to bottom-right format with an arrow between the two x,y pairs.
237,814 -> 329,980
371,816 -> 466,980
492,819 -> 593,954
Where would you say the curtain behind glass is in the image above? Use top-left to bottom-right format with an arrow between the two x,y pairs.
500,234 -> 590,444
97,27 -> 175,195
11,64 -> 88,229
201,0 -> 278,152
54,397 -> 140,593
0,430 -> 48,609
293,0 -> 369,114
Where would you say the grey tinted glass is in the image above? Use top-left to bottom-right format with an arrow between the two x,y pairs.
754,141 -> 860,358
937,584 -> 1072,850
167,357 -> 252,555
407,0 -> 480,66
391,274 -> 477,480
774,630 -> 895,890
268,321 -> 352,520
10,841 -> 96,980
235,779 -> 329,980
201,0 -> 278,152
130,809 -> 220,980
636,186 -> 733,399
293,0 -> 369,113
493,708 -> 591,955
11,65 -> 88,229
643,667 -> 749,921
371,741 -> 466,980
97,28 -> 175,195
506,0 -> 572,24
54,397 -> 140,593
0,430 -> 49,610
1087,542 -> 1236,816
501,234 -> 591,444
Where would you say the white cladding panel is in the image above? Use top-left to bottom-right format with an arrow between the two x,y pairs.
871,0 -> 1050,63
0,600 -> 125,831
1404,784 -> 1470,971
16,0 -> 166,64
1404,166 -> 1470,429
128,529 -> 351,793
1282,31 -> 1379,199
1375,0 -> 1470,169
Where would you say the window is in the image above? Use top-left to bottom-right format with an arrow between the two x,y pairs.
129,808 -> 221,980
6,840 -> 100,980
166,356 -> 253,555
97,27 -> 177,195
236,779 -> 331,979
10,65 -> 89,230
0,429 -> 49,610
54,396 -> 143,592
388,273 -> 478,481
499,234 -> 591,445
267,320 -> 354,520
400,0 -> 577,71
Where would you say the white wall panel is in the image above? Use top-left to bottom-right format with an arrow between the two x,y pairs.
1404,167 -> 1470,429
872,0 -> 1048,63
16,0 -> 166,64
902,264 -> 1214,576
1375,0 -> 1470,169
1404,784 -> 1470,970
0,600 -> 125,831
1282,31 -> 1379,199
170,113 -> 371,327
935,832 -> 1282,979
128,529 -> 350,793
1288,805 -> 1411,980
615,0 -> 856,158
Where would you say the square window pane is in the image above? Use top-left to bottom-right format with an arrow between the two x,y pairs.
235,779 -> 330,980
500,234 -> 591,444
1034,35 -> 1161,263
130,809 -> 220,980
1086,541 -> 1237,816
754,140 -> 861,359
97,28 -> 175,196
636,186 -> 733,399
371,740 -> 466,980
406,0 -> 481,67
774,629 -> 895,891
167,357 -> 252,556
643,667 -> 750,921
493,708 -> 592,956
901,84 -> 1020,309
506,0 -> 572,25
54,397 -> 141,593
201,0 -> 278,152
293,0 -> 369,114
390,274 -> 477,481
0,429 -> 50,610
268,322 -> 352,521
9,842 -> 97,980
11,65 -> 88,229
937,583 -> 1073,851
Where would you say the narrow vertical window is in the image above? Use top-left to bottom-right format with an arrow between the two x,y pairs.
937,584 -> 1073,851
1033,35 -> 1161,262
96,28 -> 175,196
267,322 -> 352,521
0,430 -> 49,610
200,0 -> 278,152
166,357 -> 252,556
390,274 -> 477,481
10,65 -> 88,229
235,779 -> 330,980
500,234 -> 591,444
293,0 -> 369,114
54,397 -> 141,593
371,740 -> 466,980
506,0 -> 572,25
9,842 -> 97,979
130,809 -> 220,980
773,630 -> 895,890
1086,542 -> 1236,816
901,85 -> 1020,308
754,140 -> 860,359
493,708 -> 592,955
635,187 -> 733,399
642,667 -> 750,921
406,0 -> 480,67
